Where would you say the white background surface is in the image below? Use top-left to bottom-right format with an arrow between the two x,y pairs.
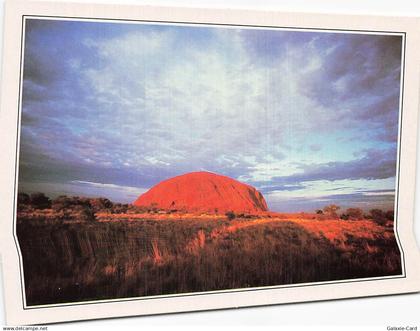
0,0 -> 419,329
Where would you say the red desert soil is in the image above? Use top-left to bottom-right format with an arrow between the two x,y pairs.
134,171 -> 268,214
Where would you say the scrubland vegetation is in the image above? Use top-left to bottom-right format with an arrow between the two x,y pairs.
16,193 -> 402,306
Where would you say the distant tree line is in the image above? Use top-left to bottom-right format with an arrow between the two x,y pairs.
17,193 -> 394,226
315,204 -> 394,226
17,192 -> 150,223
18,192 -> 52,209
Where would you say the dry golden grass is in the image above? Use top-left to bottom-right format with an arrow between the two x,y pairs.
17,212 -> 401,306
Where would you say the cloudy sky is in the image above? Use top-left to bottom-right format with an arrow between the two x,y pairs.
19,18 -> 403,212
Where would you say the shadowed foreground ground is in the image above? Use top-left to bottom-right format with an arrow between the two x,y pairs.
17,214 -> 402,306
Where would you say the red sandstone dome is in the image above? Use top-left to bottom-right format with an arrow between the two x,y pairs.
133,171 -> 268,214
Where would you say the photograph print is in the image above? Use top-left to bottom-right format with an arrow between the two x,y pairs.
16,18 -> 404,306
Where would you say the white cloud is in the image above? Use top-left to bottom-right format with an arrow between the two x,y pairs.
265,177 -> 395,200
363,191 -> 395,196
71,180 -> 145,192
78,25 -> 337,183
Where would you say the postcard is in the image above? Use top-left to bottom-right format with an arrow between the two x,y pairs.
1,0 -> 420,325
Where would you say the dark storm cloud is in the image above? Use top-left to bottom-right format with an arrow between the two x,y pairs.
253,148 -> 397,193
299,35 -> 402,134
258,184 -> 306,194
280,148 -> 396,182
302,34 -> 402,100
